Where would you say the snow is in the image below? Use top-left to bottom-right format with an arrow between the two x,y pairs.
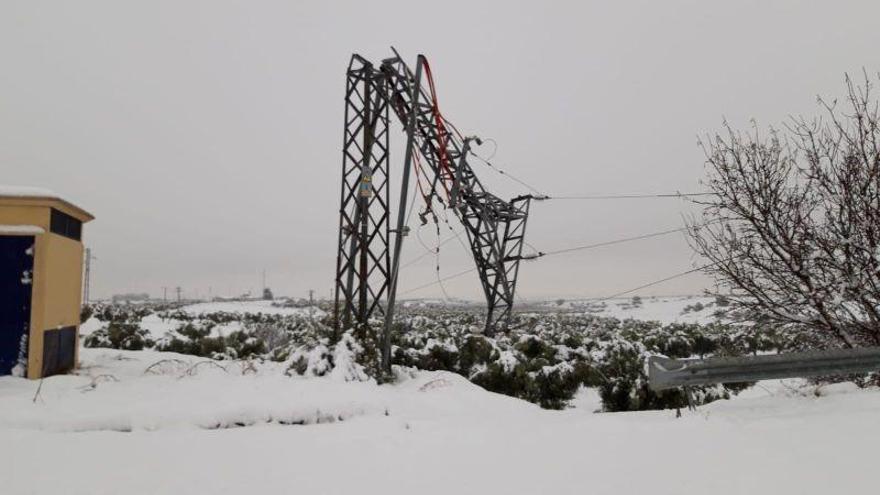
1,346 -> 875,494
80,313 -> 181,340
328,332 -> 370,382
78,300 -> 328,340
180,299 -> 324,317
141,313 -> 183,337
0,349 -> 383,433
0,185 -> 58,198
79,315 -> 105,336
569,295 -> 724,325
0,224 -> 44,235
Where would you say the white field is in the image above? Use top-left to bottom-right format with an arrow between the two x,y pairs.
0,346 -> 877,494
3,298 -> 876,494
405,295 -> 725,325
80,299 -> 325,339
179,299 -> 324,317
562,295 -> 723,325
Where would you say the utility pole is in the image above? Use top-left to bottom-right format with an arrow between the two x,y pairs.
309,289 -> 315,320
83,248 -> 95,303
176,286 -> 182,303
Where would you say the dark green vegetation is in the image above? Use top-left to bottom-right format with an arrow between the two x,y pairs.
83,303 -> 797,412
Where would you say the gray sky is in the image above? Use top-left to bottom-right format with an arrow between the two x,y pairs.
2,0 -> 878,301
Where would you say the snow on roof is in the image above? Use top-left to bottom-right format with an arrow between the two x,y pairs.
0,185 -> 59,199
0,225 -> 45,235
0,185 -> 94,221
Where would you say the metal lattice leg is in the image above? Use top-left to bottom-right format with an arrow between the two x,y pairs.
334,56 -> 391,337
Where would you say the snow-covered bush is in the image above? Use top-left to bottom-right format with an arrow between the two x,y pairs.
84,321 -> 155,351
90,303 -> 157,323
388,311 -> 761,411
81,302 -> 786,411
155,322 -> 267,360
80,304 -> 94,323
470,353 -> 533,402
457,334 -> 497,376
288,341 -> 332,377
287,330 -> 374,382
593,338 -> 728,412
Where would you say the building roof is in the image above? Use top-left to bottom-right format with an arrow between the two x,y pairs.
0,224 -> 45,235
0,185 -> 60,198
0,185 -> 94,222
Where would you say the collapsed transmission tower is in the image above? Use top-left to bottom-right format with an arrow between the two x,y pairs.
334,49 -> 536,368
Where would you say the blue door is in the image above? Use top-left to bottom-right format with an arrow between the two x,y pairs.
0,235 -> 34,376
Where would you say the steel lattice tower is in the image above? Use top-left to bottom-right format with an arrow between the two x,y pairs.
334,50 -> 535,370
333,56 -> 391,334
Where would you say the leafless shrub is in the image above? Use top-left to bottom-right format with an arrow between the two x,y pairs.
32,378 -> 44,404
143,358 -> 189,375
250,323 -> 293,354
239,359 -> 259,375
183,360 -> 229,377
78,374 -> 119,393
690,72 -> 880,348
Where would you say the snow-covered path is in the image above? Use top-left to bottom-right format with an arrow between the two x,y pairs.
1,348 -> 876,494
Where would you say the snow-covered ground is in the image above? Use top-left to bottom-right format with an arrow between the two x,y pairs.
180,299 -> 324,317
1,347 -> 876,494
80,299 -> 326,339
404,295 -> 727,325
542,295 -> 724,325
591,295 -> 722,324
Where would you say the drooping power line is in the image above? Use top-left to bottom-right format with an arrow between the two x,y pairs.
401,266 -> 477,295
463,137 -> 715,201
547,192 -> 716,200
598,262 -> 718,301
540,227 -> 687,257
400,225 -> 695,294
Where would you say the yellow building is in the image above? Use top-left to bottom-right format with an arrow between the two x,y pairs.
0,186 -> 94,379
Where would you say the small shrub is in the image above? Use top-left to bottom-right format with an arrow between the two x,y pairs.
84,321 -> 154,351
418,341 -> 459,371
458,335 -> 496,376
471,356 -> 532,400
527,363 -> 581,409
80,304 -> 94,323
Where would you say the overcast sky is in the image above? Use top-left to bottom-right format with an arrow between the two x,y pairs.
2,1 -> 878,301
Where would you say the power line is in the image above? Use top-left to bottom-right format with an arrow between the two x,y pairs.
464,137 -> 715,202
540,218 -> 727,258
598,262 -> 718,301
400,228 -> 465,269
467,147 -> 547,196
400,266 -> 477,295
460,157 -> 717,202
548,192 -> 716,200
414,221 -> 453,302
400,225 -> 696,294
541,226 -> 688,257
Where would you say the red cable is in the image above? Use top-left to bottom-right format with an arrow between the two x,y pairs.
420,57 -> 455,198
412,148 -> 429,202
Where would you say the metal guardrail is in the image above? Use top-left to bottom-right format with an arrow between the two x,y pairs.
647,346 -> 880,391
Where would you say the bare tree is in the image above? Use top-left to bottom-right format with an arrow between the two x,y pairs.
690,73 -> 880,349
